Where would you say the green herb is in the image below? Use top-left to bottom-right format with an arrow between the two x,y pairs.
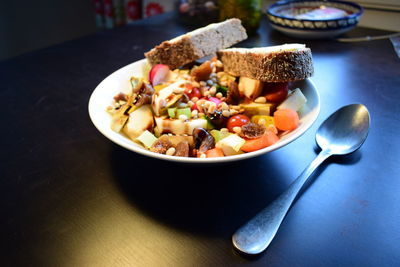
204,115 -> 215,130
216,85 -> 228,96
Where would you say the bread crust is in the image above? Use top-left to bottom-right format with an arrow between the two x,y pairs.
217,48 -> 314,82
145,36 -> 198,69
145,19 -> 247,69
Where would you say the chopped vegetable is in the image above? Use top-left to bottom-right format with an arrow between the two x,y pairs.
205,147 -> 225,158
154,84 -> 168,92
239,102 -> 273,117
154,117 -> 207,135
274,108 -> 299,131
240,130 -> 279,152
208,97 -> 223,106
204,115 -> 215,130
238,76 -> 263,99
176,107 -> 192,119
123,105 -> 154,139
227,115 -> 250,132
216,134 -> 245,156
127,105 -> 138,114
210,129 -> 232,143
251,115 -> 275,127
130,77 -> 143,92
136,130 -> 158,148
110,104 -> 131,132
185,85 -> 202,99
277,88 -> 307,111
168,107 -> 177,118
149,64 -> 170,86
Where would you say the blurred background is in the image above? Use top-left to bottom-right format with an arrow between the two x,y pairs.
0,0 -> 399,61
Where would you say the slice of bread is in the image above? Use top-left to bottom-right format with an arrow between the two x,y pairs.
217,44 -> 314,82
144,19 -> 247,69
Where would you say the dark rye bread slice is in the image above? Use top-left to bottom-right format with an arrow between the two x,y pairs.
144,18 -> 247,69
217,44 -> 314,82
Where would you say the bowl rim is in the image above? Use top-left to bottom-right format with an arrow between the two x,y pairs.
267,0 -> 364,22
88,59 -> 321,164
268,18 -> 359,33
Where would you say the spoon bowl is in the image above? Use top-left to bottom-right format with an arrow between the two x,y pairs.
316,104 -> 370,155
232,104 -> 370,255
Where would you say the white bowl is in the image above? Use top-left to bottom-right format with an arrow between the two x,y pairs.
88,59 -> 320,163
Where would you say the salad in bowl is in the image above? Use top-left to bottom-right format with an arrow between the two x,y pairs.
89,19 -> 319,162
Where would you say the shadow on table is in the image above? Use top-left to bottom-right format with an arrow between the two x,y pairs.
110,145 -> 290,238
110,144 -> 362,239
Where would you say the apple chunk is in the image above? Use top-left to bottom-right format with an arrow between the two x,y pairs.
238,77 -> 263,100
154,117 -> 207,135
123,105 -> 154,140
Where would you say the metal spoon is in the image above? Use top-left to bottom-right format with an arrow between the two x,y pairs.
232,104 -> 370,255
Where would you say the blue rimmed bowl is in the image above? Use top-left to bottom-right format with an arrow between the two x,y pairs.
266,0 -> 364,39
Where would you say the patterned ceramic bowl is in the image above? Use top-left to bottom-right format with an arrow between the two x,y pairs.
267,0 -> 364,39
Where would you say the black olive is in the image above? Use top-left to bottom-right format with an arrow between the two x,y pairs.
208,110 -> 227,128
193,128 -> 215,153
193,128 -> 208,148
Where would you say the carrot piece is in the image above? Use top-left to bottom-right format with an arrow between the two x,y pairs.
240,130 -> 279,152
274,109 -> 299,131
205,147 -> 225,158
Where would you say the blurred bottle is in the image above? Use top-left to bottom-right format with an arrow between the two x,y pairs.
125,0 -> 141,23
143,0 -> 175,18
103,0 -> 115,28
219,0 -> 262,34
93,0 -> 105,28
177,0 -> 219,26
113,0 -> 125,27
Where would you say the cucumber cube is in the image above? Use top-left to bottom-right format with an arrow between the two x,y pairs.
136,130 -> 157,149
177,107 -> 192,119
168,107 -> 177,118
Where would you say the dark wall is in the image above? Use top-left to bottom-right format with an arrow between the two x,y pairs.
0,0 -> 97,60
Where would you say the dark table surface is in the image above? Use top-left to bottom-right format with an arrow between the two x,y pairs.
1,13 -> 400,267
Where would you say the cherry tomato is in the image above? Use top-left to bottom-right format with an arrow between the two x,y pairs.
264,82 -> 289,103
191,102 -> 198,111
227,115 -> 250,132
184,84 -> 202,99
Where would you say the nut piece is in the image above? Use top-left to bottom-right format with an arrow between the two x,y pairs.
232,126 -> 241,134
254,96 -> 267,103
175,141 -> 190,157
222,110 -> 231,117
166,147 -> 176,156
150,139 -> 173,154
240,123 -> 266,139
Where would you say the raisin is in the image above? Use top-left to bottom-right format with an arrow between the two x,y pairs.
240,123 -> 266,139
191,61 -> 212,82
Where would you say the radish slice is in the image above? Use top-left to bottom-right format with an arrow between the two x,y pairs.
149,64 -> 170,86
208,97 -> 222,106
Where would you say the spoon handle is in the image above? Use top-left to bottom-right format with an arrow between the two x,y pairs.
232,149 -> 332,255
